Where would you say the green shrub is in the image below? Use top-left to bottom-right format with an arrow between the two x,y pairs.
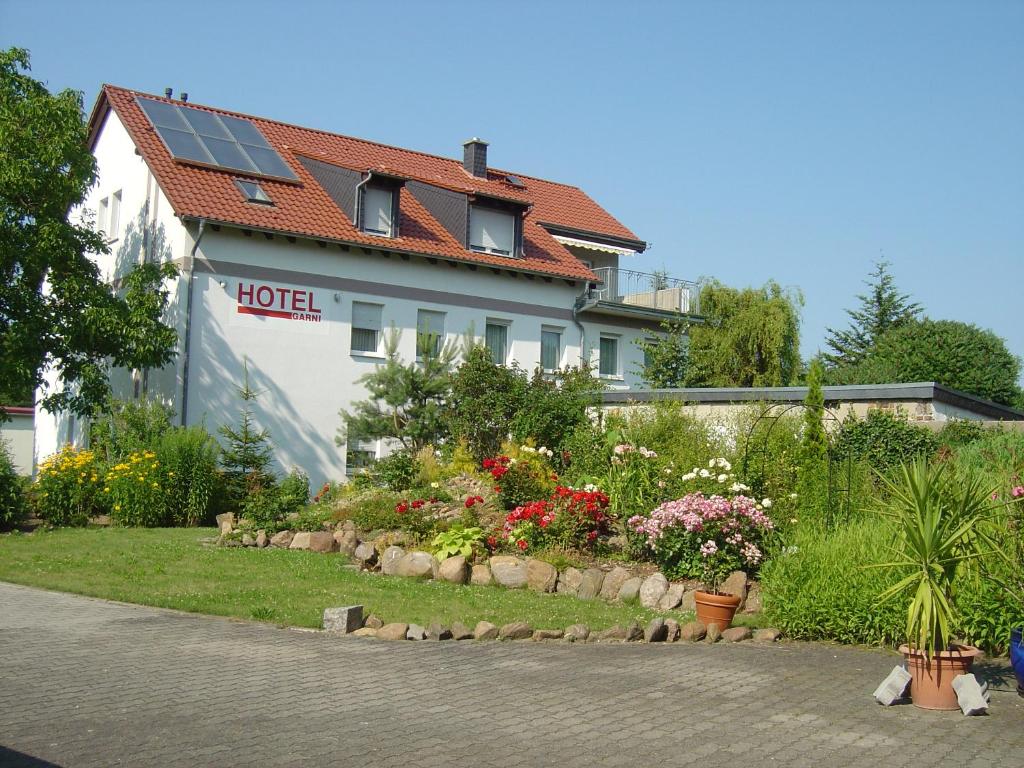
240,469 -> 310,529
943,428 -> 1024,490
372,451 -> 419,492
335,489 -> 438,539
157,426 -> 220,526
760,517 -> 908,646
446,345 -> 528,461
937,420 -> 989,451
34,446 -> 107,526
510,366 -> 600,462
0,439 -> 27,529
830,409 -> 938,473
89,397 -> 174,462
484,445 -> 557,510
432,524 -> 484,559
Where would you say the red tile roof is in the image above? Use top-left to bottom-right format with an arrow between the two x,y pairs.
92,86 -> 644,282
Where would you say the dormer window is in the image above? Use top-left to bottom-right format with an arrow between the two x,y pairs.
469,206 -> 515,256
361,186 -> 395,237
235,179 -> 273,205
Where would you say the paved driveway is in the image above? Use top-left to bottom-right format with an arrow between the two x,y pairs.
0,582 -> 1021,767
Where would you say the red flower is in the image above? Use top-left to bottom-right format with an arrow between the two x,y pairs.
395,502 -> 408,514
517,539 -> 528,551
586,530 -> 598,542
486,535 -> 497,549
464,497 -> 475,508
411,499 -> 424,509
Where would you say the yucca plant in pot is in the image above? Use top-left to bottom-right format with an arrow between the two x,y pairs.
873,458 -> 998,710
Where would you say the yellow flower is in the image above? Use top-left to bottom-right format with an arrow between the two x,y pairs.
114,504 -> 121,511
168,471 -> 175,477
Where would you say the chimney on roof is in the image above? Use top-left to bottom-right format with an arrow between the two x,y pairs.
180,92 -> 189,103
164,87 -> 173,99
462,137 -> 488,178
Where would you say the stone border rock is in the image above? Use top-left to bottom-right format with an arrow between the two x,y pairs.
217,516 -> 782,645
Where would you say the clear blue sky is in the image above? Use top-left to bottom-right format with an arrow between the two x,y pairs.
4,0 -> 1022,373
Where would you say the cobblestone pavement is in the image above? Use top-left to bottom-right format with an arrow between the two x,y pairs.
1,583 -> 1022,767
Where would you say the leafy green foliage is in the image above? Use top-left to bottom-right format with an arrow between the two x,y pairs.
830,410 -> 937,473
761,517 -> 907,645
684,280 -> 802,387
510,366 -> 600,463
241,469 -> 309,529
218,366 -> 274,505
155,426 -> 221,526
635,317 -> 689,388
829,319 -> 1023,407
339,329 -> 457,452
0,48 -> 178,416
432,525 -> 484,559
0,438 -> 27,529
823,261 -> 921,370
446,345 -> 528,461
89,397 -> 175,462
797,362 -> 830,523
370,451 -> 420,492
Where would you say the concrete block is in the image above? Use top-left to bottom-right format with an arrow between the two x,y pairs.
951,674 -> 989,716
872,665 -> 911,706
323,605 -> 363,634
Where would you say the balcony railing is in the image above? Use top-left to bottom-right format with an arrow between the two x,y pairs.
588,267 -> 701,315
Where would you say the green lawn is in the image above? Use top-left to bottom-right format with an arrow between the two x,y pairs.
0,527 -> 747,631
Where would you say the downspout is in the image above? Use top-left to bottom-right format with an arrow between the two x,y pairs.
573,280 -> 599,369
179,218 -> 206,427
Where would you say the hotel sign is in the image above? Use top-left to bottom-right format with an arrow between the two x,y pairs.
235,281 -> 323,323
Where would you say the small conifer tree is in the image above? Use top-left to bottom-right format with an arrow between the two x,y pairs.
219,364 -> 274,502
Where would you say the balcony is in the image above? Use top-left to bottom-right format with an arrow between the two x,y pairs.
586,267 -> 701,316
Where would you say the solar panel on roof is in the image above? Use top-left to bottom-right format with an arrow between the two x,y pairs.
137,97 -> 298,181
504,174 -> 526,188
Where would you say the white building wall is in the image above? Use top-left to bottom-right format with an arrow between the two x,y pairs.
1,412 -> 35,475
35,109 -> 191,465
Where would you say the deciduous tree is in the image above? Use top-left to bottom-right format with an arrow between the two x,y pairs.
0,47 -> 178,417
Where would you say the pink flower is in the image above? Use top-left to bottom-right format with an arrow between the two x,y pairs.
1011,486 -> 1024,498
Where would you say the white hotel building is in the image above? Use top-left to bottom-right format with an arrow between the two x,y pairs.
36,86 -> 700,485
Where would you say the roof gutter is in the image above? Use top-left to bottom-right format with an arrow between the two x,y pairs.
573,282 -> 600,369
180,218 -> 206,427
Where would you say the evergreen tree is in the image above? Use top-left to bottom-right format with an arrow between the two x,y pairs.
635,318 -> 689,388
338,328 -> 457,452
823,261 -> 921,369
801,360 -> 828,465
219,365 -> 273,500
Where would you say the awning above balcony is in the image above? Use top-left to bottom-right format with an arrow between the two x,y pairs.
551,234 -> 637,257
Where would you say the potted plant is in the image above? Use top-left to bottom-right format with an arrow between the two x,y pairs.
1000,484 -> 1024,696
630,475 -> 775,630
875,459 -> 998,710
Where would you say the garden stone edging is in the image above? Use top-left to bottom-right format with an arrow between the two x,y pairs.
220,522 -> 781,647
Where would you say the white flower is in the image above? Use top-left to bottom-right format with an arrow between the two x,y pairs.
761,498 -> 773,509
664,468 -> 672,475
708,459 -> 716,469
681,472 -> 696,482
430,481 -> 439,489
521,445 -> 536,453
788,493 -> 798,500
699,469 -> 711,478
717,474 -> 728,483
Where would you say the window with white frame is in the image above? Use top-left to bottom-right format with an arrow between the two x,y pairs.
485,320 -> 509,365
361,186 -> 394,236
350,302 -> 383,354
599,335 -> 619,377
541,328 -> 562,372
97,197 -> 109,237
469,207 -> 514,256
109,190 -> 121,239
416,309 -> 445,358
346,439 -> 377,476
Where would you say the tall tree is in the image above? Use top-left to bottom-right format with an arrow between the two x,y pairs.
823,261 -> 920,369
339,329 -> 457,452
684,280 -> 803,387
0,48 -> 178,417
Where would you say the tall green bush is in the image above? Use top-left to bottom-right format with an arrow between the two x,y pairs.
830,409 -> 937,473
446,345 -> 528,461
157,426 -> 220,526
0,438 -> 27,529
89,397 -> 174,462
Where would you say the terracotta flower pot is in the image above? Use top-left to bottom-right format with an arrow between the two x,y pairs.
899,644 -> 982,710
694,590 -> 742,630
